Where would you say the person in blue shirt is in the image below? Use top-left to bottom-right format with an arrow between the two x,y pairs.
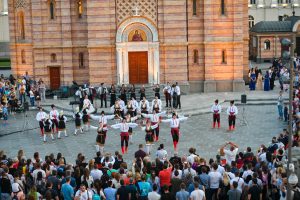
176,183 -> 190,200
137,175 -> 152,200
188,176 -> 204,194
61,177 -> 74,200
104,180 -> 117,200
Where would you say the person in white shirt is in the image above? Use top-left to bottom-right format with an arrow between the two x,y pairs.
50,104 -> 59,134
141,120 -> 159,154
148,184 -> 161,200
142,110 -> 166,142
140,97 -> 150,114
90,164 -> 103,181
75,184 -> 92,200
220,141 -> 239,165
36,107 -> 46,136
32,163 -> 46,183
163,82 -> 171,107
124,113 -> 139,144
124,100 -> 137,117
208,163 -> 222,197
156,143 -> 168,162
211,99 -> 222,129
161,113 -> 188,152
175,82 -> 181,109
226,100 -> 238,131
190,182 -> 206,200
242,163 -> 254,180
151,96 -> 162,113
111,119 -> 138,154
83,95 -> 95,114
187,147 -> 197,165
111,99 -> 124,119
230,171 -> 244,192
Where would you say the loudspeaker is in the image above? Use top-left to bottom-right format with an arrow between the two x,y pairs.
241,94 -> 247,104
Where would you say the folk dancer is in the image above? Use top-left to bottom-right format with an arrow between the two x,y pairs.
57,111 -> 68,138
124,113 -> 139,144
90,111 -> 115,152
90,123 -> 109,154
131,97 -> 139,116
161,113 -> 188,152
43,115 -> 54,142
83,95 -> 95,114
153,84 -> 160,99
140,97 -> 150,124
226,100 -> 238,131
211,99 -> 222,128
98,83 -> 107,108
151,96 -> 162,113
142,111 -> 166,142
82,107 -> 90,131
73,107 -> 83,135
141,120 -> 159,155
111,100 -> 124,120
50,104 -> 59,134
111,119 -> 139,154
109,84 -> 117,107
36,107 -> 46,136
124,100 -> 136,117
163,82 -> 171,108
139,85 -> 146,100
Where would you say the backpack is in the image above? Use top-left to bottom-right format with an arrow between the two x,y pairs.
182,168 -> 193,186
293,188 -> 300,200
92,192 -> 101,200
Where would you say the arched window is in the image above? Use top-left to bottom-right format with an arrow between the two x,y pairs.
193,50 -> 199,64
51,53 -> 57,62
78,0 -> 83,18
21,50 -> 26,64
264,40 -> 271,50
249,15 -> 255,28
221,0 -> 225,15
49,0 -> 55,20
18,12 -> 25,40
222,50 -> 227,64
250,0 -> 256,4
79,52 -> 84,68
193,0 -> 197,16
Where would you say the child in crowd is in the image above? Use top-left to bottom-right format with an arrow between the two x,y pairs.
29,87 -> 35,107
2,104 -> 8,125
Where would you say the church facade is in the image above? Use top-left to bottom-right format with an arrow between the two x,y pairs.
8,0 -> 249,92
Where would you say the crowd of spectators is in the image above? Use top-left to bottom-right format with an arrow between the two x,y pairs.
0,129 -> 299,200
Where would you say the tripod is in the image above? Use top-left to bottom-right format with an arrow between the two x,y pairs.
22,109 -> 34,134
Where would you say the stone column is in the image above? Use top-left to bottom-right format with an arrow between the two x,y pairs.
116,47 -> 123,84
154,44 -> 160,84
148,48 -> 154,84
123,50 -> 129,84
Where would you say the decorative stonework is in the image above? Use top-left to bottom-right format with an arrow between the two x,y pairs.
15,0 -> 28,9
116,0 -> 157,26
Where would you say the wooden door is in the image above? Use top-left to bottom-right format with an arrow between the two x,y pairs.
129,51 -> 148,84
49,67 -> 60,90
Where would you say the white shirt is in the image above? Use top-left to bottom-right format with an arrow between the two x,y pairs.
90,114 -> 115,125
75,190 -> 93,200
90,169 -> 103,181
259,152 -> 267,162
172,169 -> 183,179
111,123 -> 138,132
211,104 -> 222,114
119,100 -> 125,108
230,177 -> 244,192
50,109 -> 59,120
151,99 -> 162,112
140,100 -> 150,111
224,148 -> 238,164
175,85 -> 181,95
142,111 -> 166,123
183,168 -> 197,178
242,169 -> 254,180
164,85 -> 171,94
190,189 -> 205,200
161,117 -> 188,128
217,165 -> 225,175
156,149 -> 168,162
83,99 -> 92,108
29,90 -> 34,98
36,111 -> 46,121
227,105 -> 238,115
32,168 -> 46,183
148,191 -> 161,200
187,154 -> 197,165
208,171 -> 222,189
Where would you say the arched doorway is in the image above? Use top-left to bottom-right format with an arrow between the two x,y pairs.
116,17 -> 159,85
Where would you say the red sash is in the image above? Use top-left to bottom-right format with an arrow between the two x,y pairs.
120,132 -> 128,137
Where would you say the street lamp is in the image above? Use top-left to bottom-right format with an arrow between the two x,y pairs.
281,38 -> 295,200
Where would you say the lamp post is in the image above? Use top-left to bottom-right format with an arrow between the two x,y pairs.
281,38 -> 295,200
